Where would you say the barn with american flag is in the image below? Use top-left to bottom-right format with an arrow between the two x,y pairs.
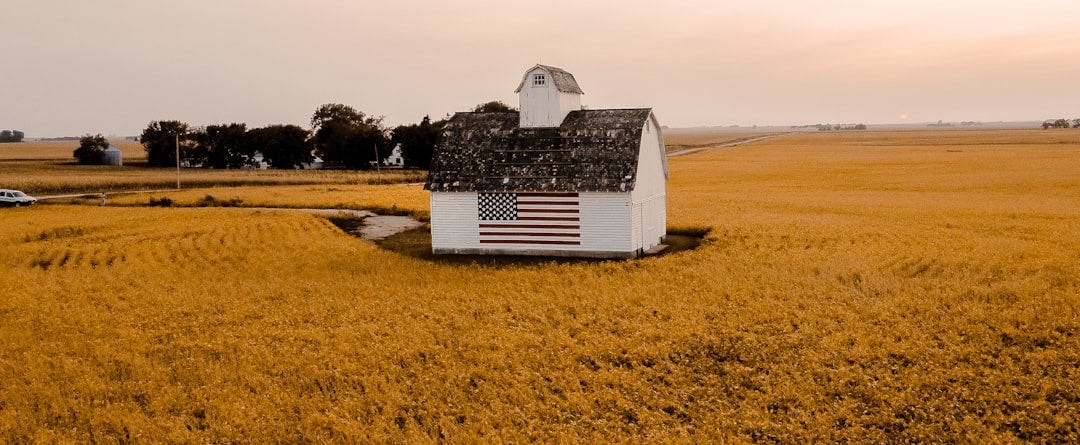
424,64 -> 667,258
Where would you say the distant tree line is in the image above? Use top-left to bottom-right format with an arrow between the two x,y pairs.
0,130 -> 25,143
791,123 -> 867,131
824,124 -> 867,131
136,101 -> 514,170
1041,119 -> 1080,129
141,120 -> 316,169
929,121 -> 984,128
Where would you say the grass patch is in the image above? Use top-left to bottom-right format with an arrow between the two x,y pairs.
361,204 -> 429,222
195,195 -> 244,207
325,214 -> 366,235
148,196 -> 174,207
667,225 -> 712,238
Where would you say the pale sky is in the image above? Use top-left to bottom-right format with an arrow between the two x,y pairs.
3,0 -> 1080,137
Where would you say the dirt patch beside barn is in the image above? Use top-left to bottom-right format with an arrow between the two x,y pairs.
326,213 -> 424,242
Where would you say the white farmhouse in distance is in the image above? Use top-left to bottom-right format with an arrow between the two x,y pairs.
384,143 -> 404,167
424,64 -> 668,258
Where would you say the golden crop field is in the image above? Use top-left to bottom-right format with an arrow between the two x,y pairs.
103,184 -> 430,218
2,162 -> 425,196
0,141 -> 423,195
1,129 -> 1078,442
0,140 -> 145,161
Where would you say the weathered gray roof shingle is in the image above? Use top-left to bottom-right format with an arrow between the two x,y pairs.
513,65 -> 585,94
425,109 -> 653,193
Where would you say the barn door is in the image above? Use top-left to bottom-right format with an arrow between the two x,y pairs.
643,199 -> 657,248
635,201 -> 643,250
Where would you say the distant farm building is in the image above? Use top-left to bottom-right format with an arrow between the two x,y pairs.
425,64 -> 668,258
249,151 -> 270,169
301,156 -> 324,170
384,143 -> 404,167
103,146 -> 123,166
246,152 -> 323,170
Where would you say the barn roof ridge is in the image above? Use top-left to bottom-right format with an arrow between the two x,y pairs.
513,64 -> 585,94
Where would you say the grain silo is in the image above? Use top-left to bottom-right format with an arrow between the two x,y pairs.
104,146 -> 123,166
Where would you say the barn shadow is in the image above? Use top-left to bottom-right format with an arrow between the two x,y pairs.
364,224 -> 709,268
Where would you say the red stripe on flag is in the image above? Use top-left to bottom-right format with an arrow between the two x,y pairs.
480,224 -> 580,229
514,200 -> 578,206
518,216 -> 579,221
480,239 -> 581,245
518,192 -> 578,198
479,232 -> 581,237
518,208 -> 577,213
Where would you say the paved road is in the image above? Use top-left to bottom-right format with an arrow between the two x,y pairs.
667,133 -> 790,158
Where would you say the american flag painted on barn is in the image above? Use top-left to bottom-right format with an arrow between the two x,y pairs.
477,192 -> 581,246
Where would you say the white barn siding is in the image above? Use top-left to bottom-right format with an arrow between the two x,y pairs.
629,113 -> 668,251
579,193 -> 632,252
430,192 -> 479,250
631,202 -> 643,251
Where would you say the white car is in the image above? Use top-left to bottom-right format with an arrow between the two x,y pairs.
0,189 -> 37,207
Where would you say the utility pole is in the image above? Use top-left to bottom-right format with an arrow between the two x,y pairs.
175,133 -> 181,189
374,143 -> 381,175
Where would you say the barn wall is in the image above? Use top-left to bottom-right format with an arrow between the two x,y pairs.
630,113 -> 668,250
579,193 -> 633,252
557,91 -> 581,124
430,192 -> 479,249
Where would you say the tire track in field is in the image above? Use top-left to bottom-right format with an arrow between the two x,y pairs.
667,133 -> 790,158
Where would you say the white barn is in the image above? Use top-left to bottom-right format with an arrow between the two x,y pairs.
424,64 -> 668,258
384,143 -> 404,167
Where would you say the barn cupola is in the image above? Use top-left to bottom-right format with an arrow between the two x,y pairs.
514,64 -> 583,128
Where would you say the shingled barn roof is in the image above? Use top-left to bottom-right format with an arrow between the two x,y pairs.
513,65 -> 585,94
425,109 -> 653,193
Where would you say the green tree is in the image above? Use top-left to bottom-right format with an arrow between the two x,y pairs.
246,125 -> 313,169
472,100 -> 515,112
73,134 -> 109,164
140,120 -> 191,167
310,103 -> 388,169
0,130 -> 23,143
391,115 -> 446,169
190,123 -> 250,169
